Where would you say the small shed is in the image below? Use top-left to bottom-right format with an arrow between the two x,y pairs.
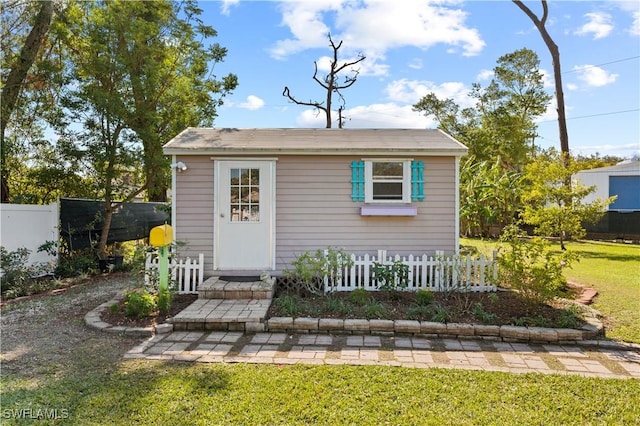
574,159 -> 640,211
163,128 -> 468,275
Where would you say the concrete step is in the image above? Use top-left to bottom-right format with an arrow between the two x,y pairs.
169,298 -> 270,332
198,277 -> 275,300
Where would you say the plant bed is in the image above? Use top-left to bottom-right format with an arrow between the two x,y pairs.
101,293 -> 197,328
268,289 -> 590,329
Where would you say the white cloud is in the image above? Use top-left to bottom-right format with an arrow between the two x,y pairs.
575,12 -> 614,39
408,58 -> 423,70
384,79 -> 473,107
220,0 -> 240,16
238,95 -> 265,110
573,65 -> 619,87
295,103 -> 434,128
572,142 -> 640,156
269,0 -> 485,64
567,83 -> 579,91
476,69 -> 493,81
540,68 -> 554,89
315,53 -> 386,77
630,11 -> 640,35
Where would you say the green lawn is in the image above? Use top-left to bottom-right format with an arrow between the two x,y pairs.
2,361 -> 639,425
461,238 -> 640,343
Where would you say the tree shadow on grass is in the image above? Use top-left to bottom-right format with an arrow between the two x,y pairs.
550,241 -> 640,263
1,360 -> 231,424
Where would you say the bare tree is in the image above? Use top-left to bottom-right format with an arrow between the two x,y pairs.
283,34 -> 365,128
513,0 -> 569,161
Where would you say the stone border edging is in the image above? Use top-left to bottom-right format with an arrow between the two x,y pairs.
86,292 -> 640,351
265,317 -> 605,345
84,291 -> 174,337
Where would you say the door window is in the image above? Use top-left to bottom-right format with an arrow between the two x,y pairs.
230,168 -> 260,221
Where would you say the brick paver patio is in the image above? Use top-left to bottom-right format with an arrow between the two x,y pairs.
125,331 -> 640,379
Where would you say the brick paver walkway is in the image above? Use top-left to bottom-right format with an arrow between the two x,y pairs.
125,331 -> 640,379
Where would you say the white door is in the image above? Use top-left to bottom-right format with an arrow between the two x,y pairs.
215,160 -> 275,270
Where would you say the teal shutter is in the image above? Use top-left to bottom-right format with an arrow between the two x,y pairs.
411,160 -> 425,201
351,160 -> 365,201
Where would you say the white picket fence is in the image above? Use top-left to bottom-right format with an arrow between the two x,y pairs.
145,252 -> 204,294
324,250 -> 498,293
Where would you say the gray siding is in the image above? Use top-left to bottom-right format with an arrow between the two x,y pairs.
173,155 -> 215,269
174,155 -> 457,276
275,156 -> 456,271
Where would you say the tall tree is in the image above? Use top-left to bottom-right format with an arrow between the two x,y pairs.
63,0 -> 237,202
414,48 -> 550,171
283,34 -> 365,128
58,0 -> 237,257
1,0 -> 55,202
513,0 -> 570,161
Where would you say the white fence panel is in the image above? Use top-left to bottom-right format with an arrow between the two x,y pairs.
0,203 -> 59,267
145,252 -> 204,294
325,249 -> 498,293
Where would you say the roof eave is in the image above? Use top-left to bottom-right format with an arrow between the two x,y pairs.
163,147 -> 468,157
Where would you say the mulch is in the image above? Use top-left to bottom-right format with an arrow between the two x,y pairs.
101,293 -> 198,327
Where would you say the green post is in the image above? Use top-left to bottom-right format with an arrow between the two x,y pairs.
158,245 -> 169,293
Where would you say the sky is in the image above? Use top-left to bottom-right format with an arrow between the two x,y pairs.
197,0 -> 640,158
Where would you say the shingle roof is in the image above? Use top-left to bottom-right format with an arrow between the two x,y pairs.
163,128 -> 468,156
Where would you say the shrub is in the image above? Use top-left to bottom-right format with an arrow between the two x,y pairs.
324,296 -> 353,316
124,290 -> 158,318
371,260 -> 409,291
406,305 -> 432,321
497,225 -> 577,305
0,246 -> 51,298
275,295 -> 304,317
55,246 -> 99,277
362,300 -> 390,319
349,288 -> 371,306
430,303 -> 450,323
284,247 -> 354,295
416,289 -> 434,306
472,302 -> 498,324
157,289 -> 173,315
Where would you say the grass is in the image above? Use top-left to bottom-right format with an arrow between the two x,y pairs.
2,361 -> 639,425
462,237 -> 640,343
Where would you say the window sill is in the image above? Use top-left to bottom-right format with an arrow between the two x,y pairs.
360,206 -> 417,216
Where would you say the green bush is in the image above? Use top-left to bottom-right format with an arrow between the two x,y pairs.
371,260 -> 409,291
0,246 -> 51,298
406,305 -> 433,321
275,295 -> 305,317
157,289 -> 173,315
430,303 -> 450,323
497,225 -> 577,305
124,290 -> 158,318
362,300 -> 390,319
324,296 -> 353,316
415,289 -> 434,306
349,288 -> 371,306
284,247 -> 354,295
472,302 -> 498,324
55,246 -> 99,277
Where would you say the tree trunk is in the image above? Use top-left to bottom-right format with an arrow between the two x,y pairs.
512,0 -> 569,161
97,201 -> 113,260
1,0 -> 54,202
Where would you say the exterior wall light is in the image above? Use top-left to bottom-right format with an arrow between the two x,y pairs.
172,161 -> 187,172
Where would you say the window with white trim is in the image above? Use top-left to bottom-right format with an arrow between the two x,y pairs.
351,159 -> 424,204
366,160 -> 410,203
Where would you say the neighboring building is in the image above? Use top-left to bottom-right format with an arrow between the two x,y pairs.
574,159 -> 640,211
163,128 -> 467,276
